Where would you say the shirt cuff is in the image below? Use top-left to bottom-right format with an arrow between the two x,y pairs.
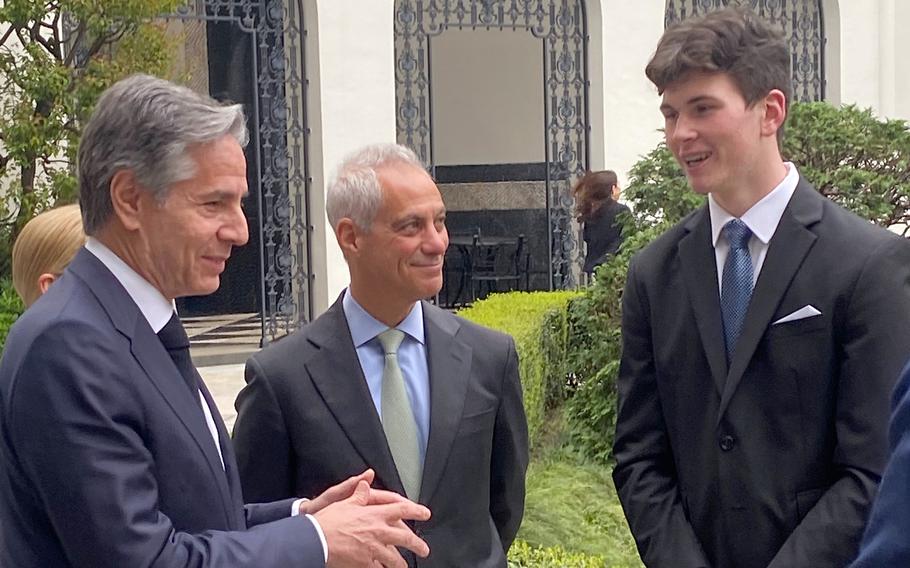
290,498 -> 328,561
290,497 -> 308,517
305,513 -> 329,562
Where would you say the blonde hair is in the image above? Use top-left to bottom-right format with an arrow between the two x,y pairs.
12,204 -> 86,307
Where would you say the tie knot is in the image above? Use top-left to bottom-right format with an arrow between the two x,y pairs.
157,313 -> 189,350
377,328 -> 405,355
724,219 -> 752,249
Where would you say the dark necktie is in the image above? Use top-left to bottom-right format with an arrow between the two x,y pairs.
721,219 -> 754,361
157,312 -> 199,396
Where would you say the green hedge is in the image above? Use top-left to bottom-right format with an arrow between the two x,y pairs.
509,539 -> 606,568
0,278 -> 23,351
458,291 -> 579,447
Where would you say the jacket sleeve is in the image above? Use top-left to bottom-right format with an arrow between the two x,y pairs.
849,362 -> 910,567
489,338 -> 529,552
232,356 -> 296,504
5,322 -> 324,568
612,258 -> 711,568
769,236 -> 910,567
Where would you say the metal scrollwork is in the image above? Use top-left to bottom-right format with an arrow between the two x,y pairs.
665,0 -> 825,101
394,0 -> 589,289
165,0 -> 313,344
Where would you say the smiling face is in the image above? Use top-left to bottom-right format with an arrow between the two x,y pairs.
343,162 -> 448,324
660,71 -> 786,213
132,135 -> 250,299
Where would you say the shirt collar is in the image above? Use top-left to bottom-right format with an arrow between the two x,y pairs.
709,162 -> 800,247
84,237 -> 176,333
342,289 -> 425,348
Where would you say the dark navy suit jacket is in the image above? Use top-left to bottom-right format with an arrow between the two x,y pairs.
0,248 -> 324,567
851,360 -> 910,567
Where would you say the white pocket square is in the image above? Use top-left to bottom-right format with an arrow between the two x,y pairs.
773,305 -> 822,325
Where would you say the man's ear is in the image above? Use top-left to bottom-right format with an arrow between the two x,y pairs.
109,170 -> 145,231
761,89 -> 787,138
335,218 -> 359,256
37,273 -> 56,295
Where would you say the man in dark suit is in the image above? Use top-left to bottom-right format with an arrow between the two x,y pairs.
0,74 -> 430,568
612,8 -> 910,568
851,360 -> 910,566
232,143 -> 529,567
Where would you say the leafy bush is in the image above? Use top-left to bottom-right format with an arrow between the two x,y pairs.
457,291 -> 579,447
0,278 -> 24,351
563,101 -> 910,463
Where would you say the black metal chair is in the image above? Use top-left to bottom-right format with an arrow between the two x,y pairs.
469,234 -> 527,301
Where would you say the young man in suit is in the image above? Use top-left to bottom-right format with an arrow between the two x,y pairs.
612,8 -> 910,568
0,74 -> 430,568
232,143 -> 529,567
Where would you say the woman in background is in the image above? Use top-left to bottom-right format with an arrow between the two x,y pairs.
573,170 -> 630,276
12,204 -> 85,307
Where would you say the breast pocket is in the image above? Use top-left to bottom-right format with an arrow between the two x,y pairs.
458,407 -> 496,436
767,314 -> 827,341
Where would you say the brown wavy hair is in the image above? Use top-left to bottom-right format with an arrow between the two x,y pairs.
573,170 -> 618,223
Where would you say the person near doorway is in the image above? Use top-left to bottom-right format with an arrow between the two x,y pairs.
611,7 -> 910,568
573,169 -> 630,276
232,142 -> 529,567
0,74 -> 430,568
11,204 -> 85,307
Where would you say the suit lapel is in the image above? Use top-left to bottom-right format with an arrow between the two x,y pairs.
678,208 -> 728,394
69,249 -> 237,524
199,377 -> 246,528
129,312 -> 238,521
305,299 -> 404,493
716,179 -> 823,424
419,302 -> 471,505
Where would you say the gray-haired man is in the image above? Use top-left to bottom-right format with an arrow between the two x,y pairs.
0,75 -> 429,568
232,143 -> 529,567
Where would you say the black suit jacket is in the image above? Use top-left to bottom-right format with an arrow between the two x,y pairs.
613,179 -> 910,568
232,297 -> 529,567
582,200 -> 631,273
0,248 -> 323,567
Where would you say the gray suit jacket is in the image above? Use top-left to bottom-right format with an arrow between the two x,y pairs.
0,248 -> 324,567
232,297 -> 529,567
613,179 -> 910,568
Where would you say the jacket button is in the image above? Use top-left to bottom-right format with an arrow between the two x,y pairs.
719,434 -> 735,452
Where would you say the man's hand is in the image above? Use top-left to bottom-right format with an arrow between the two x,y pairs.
299,469 -> 376,516
315,480 -> 431,568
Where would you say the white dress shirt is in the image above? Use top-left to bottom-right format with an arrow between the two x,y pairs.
709,162 -> 800,295
84,238 -> 327,560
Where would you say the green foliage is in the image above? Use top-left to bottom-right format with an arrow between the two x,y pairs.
0,278 -> 24,351
784,102 -> 910,233
508,539 -> 607,568
563,225 -> 669,463
514,456 -> 642,566
0,0 -> 182,277
457,291 -> 579,447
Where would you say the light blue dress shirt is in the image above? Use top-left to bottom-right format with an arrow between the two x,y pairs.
342,290 -> 430,465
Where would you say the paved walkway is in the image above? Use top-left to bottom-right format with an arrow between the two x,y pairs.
198,364 -> 246,431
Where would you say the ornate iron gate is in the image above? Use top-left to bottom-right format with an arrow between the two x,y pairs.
665,0 -> 825,102
394,0 -> 589,289
164,0 -> 313,344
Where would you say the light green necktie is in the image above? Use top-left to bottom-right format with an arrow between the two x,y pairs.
377,328 -> 422,500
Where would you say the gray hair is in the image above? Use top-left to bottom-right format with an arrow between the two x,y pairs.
77,74 -> 248,235
326,143 -> 425,230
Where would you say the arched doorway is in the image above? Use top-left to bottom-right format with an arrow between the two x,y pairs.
394,0 -> 590,290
